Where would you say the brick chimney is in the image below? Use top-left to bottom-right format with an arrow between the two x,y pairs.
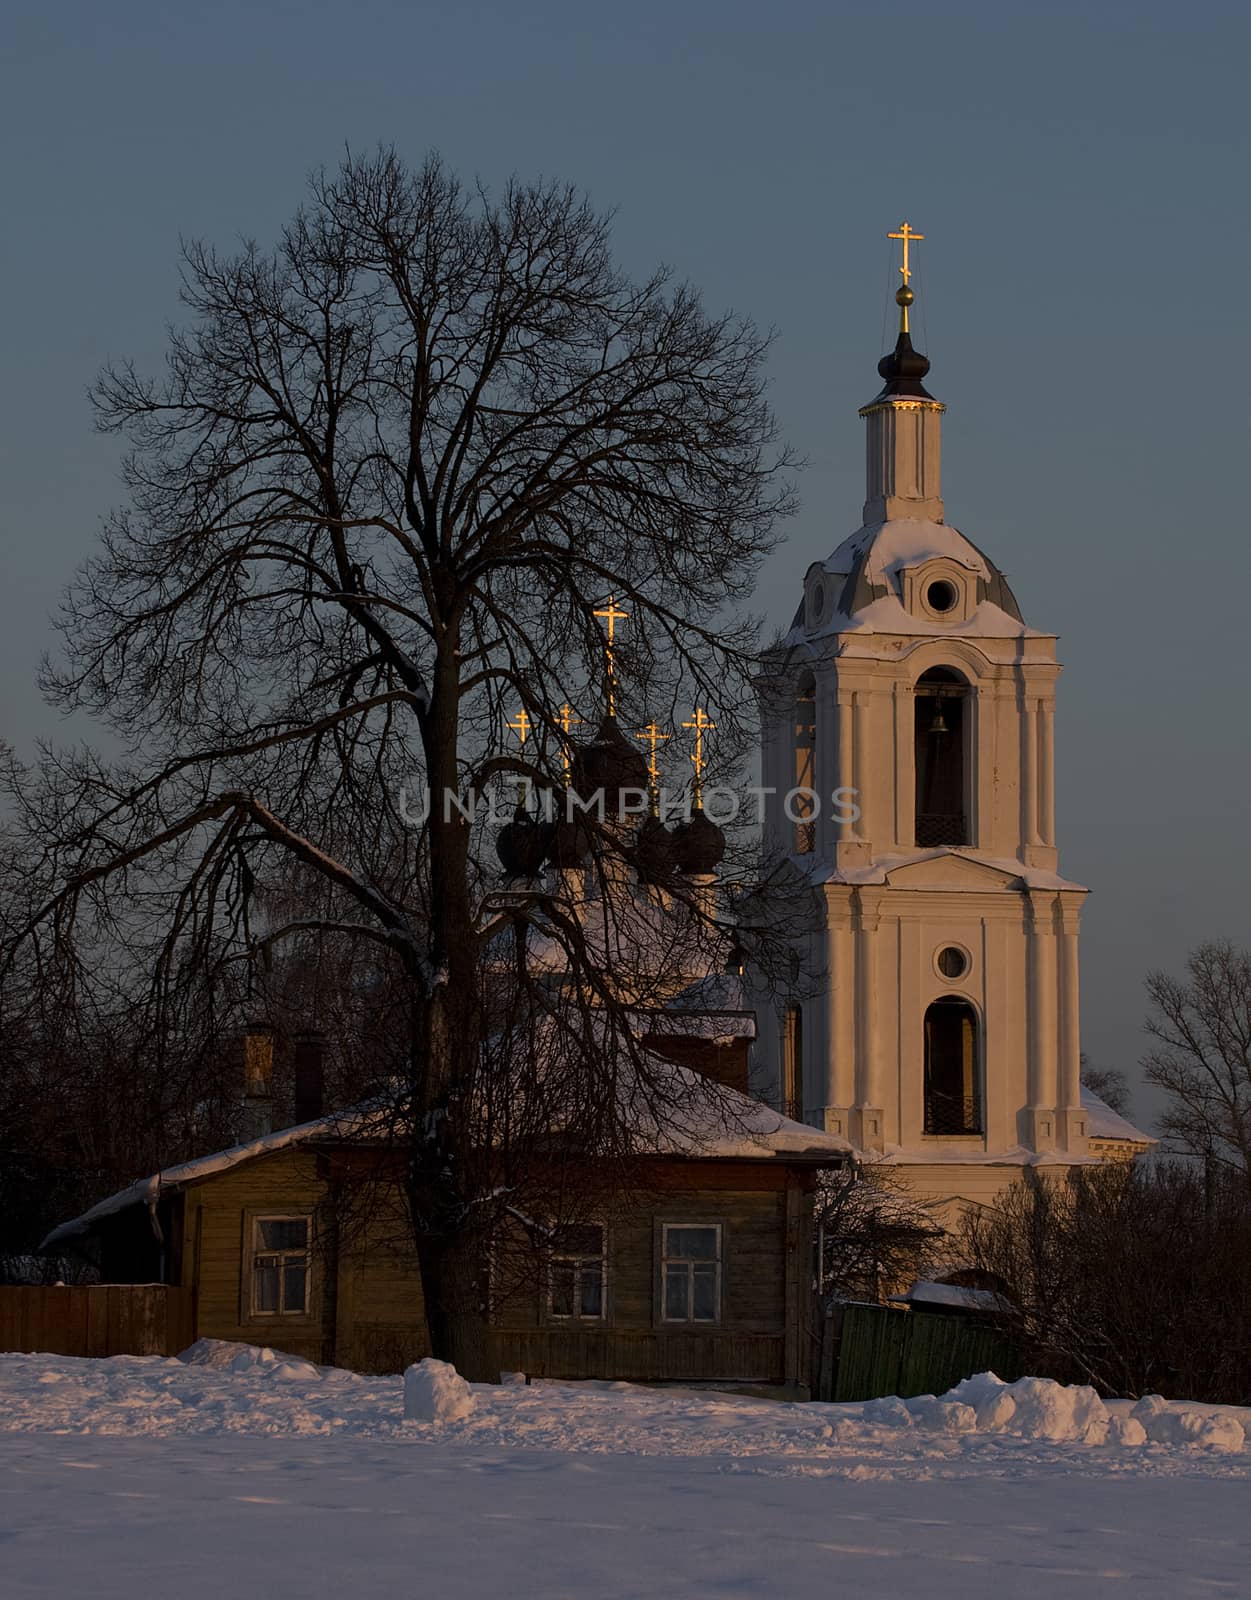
239,1025 -> 275,1141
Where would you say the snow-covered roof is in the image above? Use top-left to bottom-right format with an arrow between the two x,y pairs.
782,517 -> 1044,645
42,1062 -> 850,1250
892,1279 -> 1011,1315
1080,1085 -> 1155,1146
40,1106 -> 389,1248
803,846 -> 1088,896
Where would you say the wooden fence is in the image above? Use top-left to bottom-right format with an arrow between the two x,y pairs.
814,1301 -> 1019,1403
0,1285 -> 196,1360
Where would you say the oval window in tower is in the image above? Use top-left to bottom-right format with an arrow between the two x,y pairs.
925,578 -> 958,614
936,944 -> 970,980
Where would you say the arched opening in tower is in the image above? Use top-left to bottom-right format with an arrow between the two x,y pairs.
923,997 -> 982,1135
914,666 -> 969,847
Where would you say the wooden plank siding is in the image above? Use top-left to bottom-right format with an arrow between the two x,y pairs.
70,1146 -> 822,1387
0,1285 -> 194,1359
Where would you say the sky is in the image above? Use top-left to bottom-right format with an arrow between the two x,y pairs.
4,0 -> 1250,1122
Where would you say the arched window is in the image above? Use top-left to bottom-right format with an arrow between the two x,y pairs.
915,666 -> 970,847
923,997 -> 982,1135
793,671 -> 815,854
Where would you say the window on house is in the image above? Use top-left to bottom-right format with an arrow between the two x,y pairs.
915,667 -> 970,847
923,998 -> 983,1135
251,1216 -> 311,1316
549,1223 -> 606,1320
661,1224 -> 722,1323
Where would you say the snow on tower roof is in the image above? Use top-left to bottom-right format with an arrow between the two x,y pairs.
783,517 -> 1044,645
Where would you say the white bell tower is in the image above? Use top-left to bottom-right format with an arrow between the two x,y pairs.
755,225 -> 1089,1182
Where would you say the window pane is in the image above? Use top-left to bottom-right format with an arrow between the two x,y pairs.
551,1263 -> 575,1317
666,1226 -> 718,1261
691,1263 -> 718,1322
663,1264 -> 688,1320
282,1262 -> 307,1313
255,1263 -> 279,1313
579,1264 -> 603,1319
258,1218 -> 308,1251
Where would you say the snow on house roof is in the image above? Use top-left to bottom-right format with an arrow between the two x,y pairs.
1080,1085 -> 1155,1146
41,1060 -> 850,1250
40,1106 -> 388,1249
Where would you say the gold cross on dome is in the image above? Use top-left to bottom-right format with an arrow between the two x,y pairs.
593,594 -> 630,716
681,706 -> 716,806
557,702 -> 582,784
506,707 -> 532,746
888,220 -> 924,286
635,720 -> 672,800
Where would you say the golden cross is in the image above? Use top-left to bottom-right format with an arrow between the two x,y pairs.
681,707 -> 716,807
635,720 -> 672,797
593,594 -> 630,716
505,707 -> 532,747
557,702 -> 582,784
888,220 -> 924,286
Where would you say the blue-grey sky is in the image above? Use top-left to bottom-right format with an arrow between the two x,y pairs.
5,0 -> 1250,1123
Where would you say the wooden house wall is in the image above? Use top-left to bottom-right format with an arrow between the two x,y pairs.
172,1149 -> 816,1388
492,1162 -> 814,1389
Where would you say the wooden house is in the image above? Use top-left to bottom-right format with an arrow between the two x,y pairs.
43,1082 -> 851,1394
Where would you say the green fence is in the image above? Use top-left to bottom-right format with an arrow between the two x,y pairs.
826,1301 -> 1020,1403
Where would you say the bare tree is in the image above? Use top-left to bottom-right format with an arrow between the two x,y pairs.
1079,1054 -> 1132,1117
815,1164 -> 944,1305
1143,940 -> 1251,1185
961,1161 -> 1251,1404
1,150 -> 792,1377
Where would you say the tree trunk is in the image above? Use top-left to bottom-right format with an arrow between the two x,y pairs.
415,1227 -> 500,1383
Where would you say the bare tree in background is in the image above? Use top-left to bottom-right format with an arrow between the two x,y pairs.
1,151 -> 793,1376
1143,940 -> 1251,1186
961,1161 -> 1251,1404
814,1165 -> 944,1305
1079,1054 -> 1132,1117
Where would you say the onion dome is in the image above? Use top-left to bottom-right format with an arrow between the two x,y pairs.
570,714 -> 650,816
546,800 -> 594,869
671,806 -> 725,875
633,812 -> 676,883
496,808 -> 553,879
865,323 -> 936,404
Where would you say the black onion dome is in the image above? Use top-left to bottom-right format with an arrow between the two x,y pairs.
867,329 -> 936,403
671,807 -> 726,875
496,809 -> 553,879
633,812 -> 676,883
546,798 -> 594,869
570,715 -> 649,813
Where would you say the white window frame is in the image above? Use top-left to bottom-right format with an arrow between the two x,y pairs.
660,1223 -> 723,1325
546,1221 -> 607,1323
250,1213 -> 312,1318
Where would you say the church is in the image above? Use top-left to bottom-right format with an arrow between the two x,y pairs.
38,225 -> 1150,1385
751,223 -> 1147,1219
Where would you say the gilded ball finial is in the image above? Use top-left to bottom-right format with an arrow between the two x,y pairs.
895,285 -> 914,308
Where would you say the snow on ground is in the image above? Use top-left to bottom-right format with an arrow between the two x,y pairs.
0,1345 -> 1248,1598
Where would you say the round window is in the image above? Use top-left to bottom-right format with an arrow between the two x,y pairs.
936,945 -> 969,979
811,582 -> 826,621
925,579 -> 958,614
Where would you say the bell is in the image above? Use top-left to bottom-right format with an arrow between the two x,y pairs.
929,697 -> 949,737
